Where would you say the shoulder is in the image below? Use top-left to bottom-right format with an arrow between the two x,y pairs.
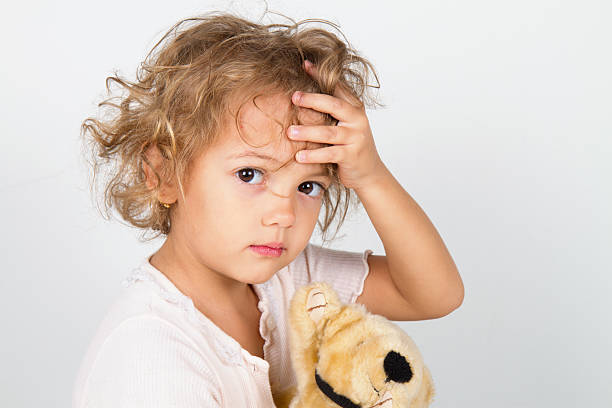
73,315 -> 222,408
73,264 -> 226,408
94,315 -> 212,372
290,243 -> 372,274
289,243 -> 373,304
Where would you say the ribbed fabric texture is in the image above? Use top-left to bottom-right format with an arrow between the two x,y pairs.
72,243 -> 372,408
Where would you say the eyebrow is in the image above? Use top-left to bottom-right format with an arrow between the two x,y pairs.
229,151 -> 331,180
229,151 -> 281,163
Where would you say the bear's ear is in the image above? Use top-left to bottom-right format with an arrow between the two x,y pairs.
291,282 -> 342,328
306,288 -> 329,323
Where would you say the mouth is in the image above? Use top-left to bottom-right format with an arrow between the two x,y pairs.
315,370 -> 393,408
369,392 -> 392,408
257,242 -> 285,249
249,245 -> 284,257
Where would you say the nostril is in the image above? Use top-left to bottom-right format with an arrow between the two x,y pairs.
383,350 -> 413,383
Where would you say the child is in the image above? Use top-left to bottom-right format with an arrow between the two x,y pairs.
73,11 -> 464,408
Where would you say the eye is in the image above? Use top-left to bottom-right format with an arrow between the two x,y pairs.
235,167 -> 326,198
298,181 -> 326,198
236,168 -> 264,184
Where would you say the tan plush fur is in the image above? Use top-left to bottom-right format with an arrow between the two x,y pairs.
280,282 -> 435,408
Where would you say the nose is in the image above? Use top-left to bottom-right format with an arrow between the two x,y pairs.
262,187 -> 296,228
383,350 -> 413,383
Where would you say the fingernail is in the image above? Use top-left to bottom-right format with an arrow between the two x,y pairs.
292,91 -> 302,104
296,151 -> 305,162
289,126 -> 298,138
304,60 -> 313,70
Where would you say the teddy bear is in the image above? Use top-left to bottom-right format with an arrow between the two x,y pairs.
278,281 -> 435,408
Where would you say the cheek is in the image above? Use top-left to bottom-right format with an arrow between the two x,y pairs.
183,183 -> 238,227
294,199 -> 324,232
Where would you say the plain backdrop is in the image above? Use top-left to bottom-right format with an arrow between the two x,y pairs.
1,0 -> 610,406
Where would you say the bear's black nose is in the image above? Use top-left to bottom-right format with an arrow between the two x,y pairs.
383,350 -> 413,383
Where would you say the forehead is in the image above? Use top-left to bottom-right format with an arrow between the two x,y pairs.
216,92 -> 329,166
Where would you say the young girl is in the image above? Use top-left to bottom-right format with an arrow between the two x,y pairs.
73,11 -> 464,408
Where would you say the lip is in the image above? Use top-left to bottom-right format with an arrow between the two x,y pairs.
258,242 -> 285,249
249,244 -> 284,257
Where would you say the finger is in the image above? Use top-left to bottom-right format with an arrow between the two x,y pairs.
288,124 -> 350,145
292,91 -> 359,123
296,144 -> 345,164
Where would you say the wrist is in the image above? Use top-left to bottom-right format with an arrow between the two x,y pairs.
352,162 -> 392,195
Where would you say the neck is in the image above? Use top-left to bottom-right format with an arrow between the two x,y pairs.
149,234 -> 257,316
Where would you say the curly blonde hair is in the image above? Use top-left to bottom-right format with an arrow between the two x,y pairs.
82,11 -> 380,243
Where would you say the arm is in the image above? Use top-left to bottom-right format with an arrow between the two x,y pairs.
290,60 -> 464,321
354,165 -> 464,320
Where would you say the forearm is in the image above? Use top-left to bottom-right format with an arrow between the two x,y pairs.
354,164 -> 464,314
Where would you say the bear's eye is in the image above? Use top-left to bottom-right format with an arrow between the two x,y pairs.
383,350 -> 414,383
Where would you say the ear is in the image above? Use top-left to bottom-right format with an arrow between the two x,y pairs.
142,145 -> 178,204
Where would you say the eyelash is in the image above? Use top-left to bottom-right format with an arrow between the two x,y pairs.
235,167 -> 327,198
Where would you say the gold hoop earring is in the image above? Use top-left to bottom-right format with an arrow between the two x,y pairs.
159,201 -> 172,209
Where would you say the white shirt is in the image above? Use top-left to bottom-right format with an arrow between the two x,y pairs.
72,243 -> 373,407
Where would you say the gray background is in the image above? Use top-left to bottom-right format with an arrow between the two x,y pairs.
1,0 -> 610,406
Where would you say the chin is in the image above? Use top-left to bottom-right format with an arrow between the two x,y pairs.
242,266 -> 283,284
248,272 -> 278,284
